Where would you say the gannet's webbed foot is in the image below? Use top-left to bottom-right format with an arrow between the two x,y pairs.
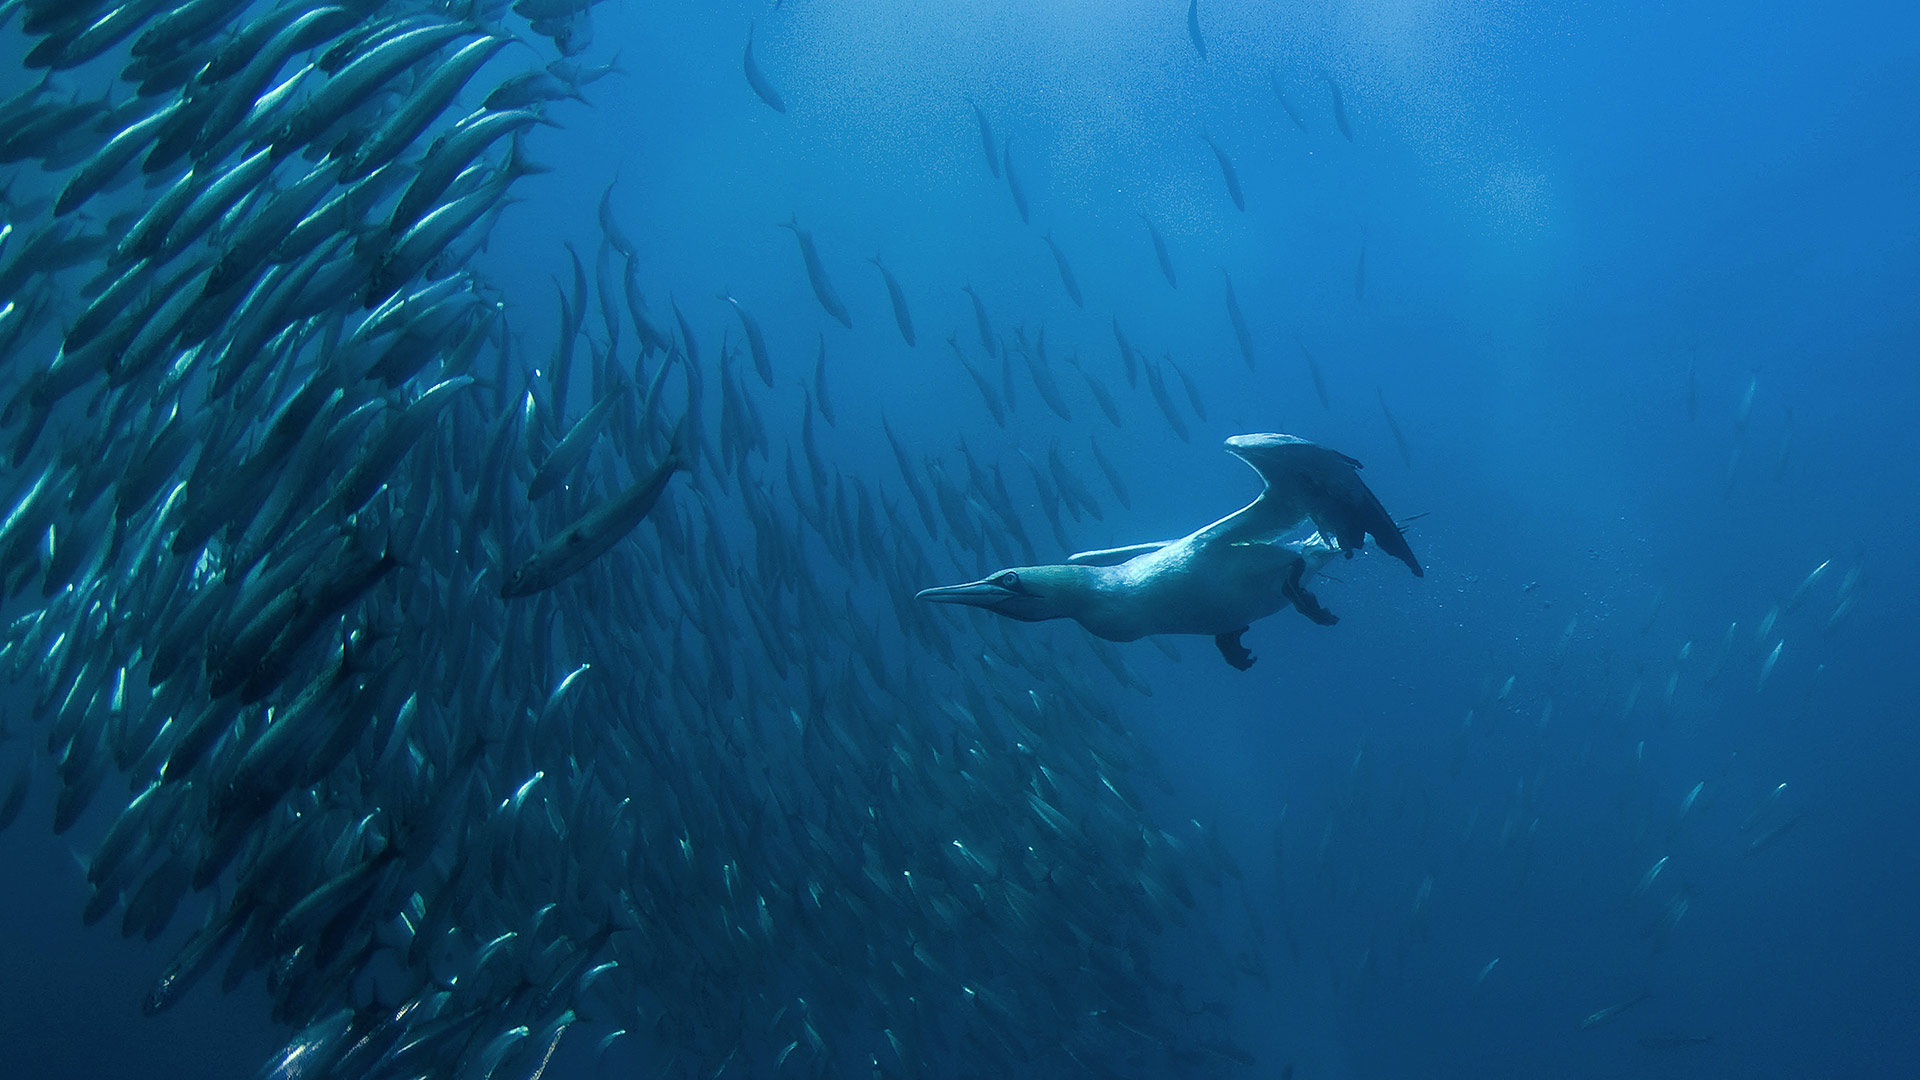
1215,629 -> 1255,671
1282,558 -> 1339,626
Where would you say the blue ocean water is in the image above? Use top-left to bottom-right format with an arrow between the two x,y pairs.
3,1 -> 1917,1078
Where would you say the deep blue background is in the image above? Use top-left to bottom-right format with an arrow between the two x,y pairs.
4,1 -> 1917,1077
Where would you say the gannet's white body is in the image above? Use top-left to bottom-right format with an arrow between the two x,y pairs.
918,435 -> 1422,670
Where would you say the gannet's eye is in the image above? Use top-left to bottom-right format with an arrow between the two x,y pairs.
995,572 -> 1024,593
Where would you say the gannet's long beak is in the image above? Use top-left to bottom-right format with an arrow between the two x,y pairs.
915,578 -> 1018,608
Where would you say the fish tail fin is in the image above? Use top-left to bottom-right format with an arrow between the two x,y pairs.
1,372 -> 41,429
505,136 -> 552,178
363,513 -> 417,575
666,415 -> 692,470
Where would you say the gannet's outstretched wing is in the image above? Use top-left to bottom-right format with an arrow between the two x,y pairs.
1213,434 -> 1423,576
1067,542 -> 1174,567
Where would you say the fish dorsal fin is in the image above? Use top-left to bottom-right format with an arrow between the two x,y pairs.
1068,542 -> 1172,567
